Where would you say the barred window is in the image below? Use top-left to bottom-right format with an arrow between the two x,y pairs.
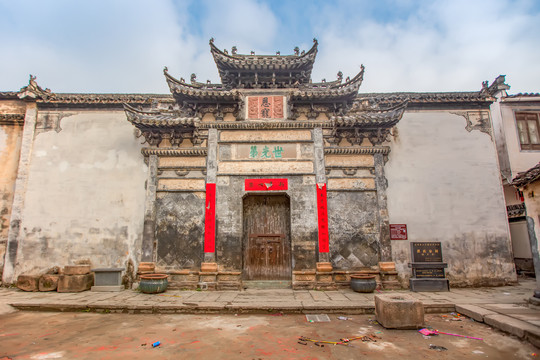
515,112 -> 540,150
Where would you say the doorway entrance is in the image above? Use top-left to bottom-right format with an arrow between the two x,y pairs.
243,194 -> 291,280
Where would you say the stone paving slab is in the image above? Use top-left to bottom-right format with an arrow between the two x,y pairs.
485,314 -> 533,338
482,303 -> 535,314
455,304 -> 497,322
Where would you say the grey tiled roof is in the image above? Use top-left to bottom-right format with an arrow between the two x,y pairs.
506,93 -> 540,98
512,162 -> 540,187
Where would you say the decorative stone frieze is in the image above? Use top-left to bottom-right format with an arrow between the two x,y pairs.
0,114 -> 24,125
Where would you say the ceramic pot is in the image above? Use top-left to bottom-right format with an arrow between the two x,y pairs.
350,274 -> 377,293
139,274 -> 168,294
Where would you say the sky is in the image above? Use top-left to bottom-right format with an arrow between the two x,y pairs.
1,0 -> 539,95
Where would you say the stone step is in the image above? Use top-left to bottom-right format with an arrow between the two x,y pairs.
243,280 -> 291,289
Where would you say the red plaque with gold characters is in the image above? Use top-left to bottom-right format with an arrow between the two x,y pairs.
247,96 -> 285,119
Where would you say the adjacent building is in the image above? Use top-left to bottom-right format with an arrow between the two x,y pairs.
490,87 -> 540,280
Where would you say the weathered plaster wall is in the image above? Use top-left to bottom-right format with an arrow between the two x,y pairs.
500,103 -> 540,176
0,121 -> 24,273
13,110 -> 146,276
386,111 -> 516,287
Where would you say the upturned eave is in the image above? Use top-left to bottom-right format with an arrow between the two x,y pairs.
164,69 -> 239,103
123,103 -> 198,129
332,101 -> 408,129
210,39 -> 318,85
291,66 -> 364,102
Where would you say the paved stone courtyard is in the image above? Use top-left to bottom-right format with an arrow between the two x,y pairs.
0,312 -> 537,359
1,278 -> 539,353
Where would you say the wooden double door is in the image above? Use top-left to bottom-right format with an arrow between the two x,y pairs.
243,195 -> 291,280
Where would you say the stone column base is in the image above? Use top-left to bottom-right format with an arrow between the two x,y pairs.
316,262 -> 333,272
200,262 -> 218,272
138,262 -> 155,274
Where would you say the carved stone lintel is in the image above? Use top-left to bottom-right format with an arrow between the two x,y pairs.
290,103 -> 330,120
344,129 -> 365,145
343,168 -> 357,176
0,114 -> 25,125
368,128 -> 391,145
169,131 -> 184,147
142,148 -> 207,157
175,170 -> 189,177
142,131 -> 163,146
192,129 -> 204,146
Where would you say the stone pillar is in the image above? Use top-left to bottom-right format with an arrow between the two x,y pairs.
202,128 -> 218,272
313,128 -> 331,271
2,103 -> 37,284
374,153 -> 392,262
141,154 -> 158,262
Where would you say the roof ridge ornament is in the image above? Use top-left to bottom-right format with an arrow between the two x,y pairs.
18,74 -> 54,101
480,75 -> 510,97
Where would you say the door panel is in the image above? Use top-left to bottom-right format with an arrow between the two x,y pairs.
243,195 -> 291,280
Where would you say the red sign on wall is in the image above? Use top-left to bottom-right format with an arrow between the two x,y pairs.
390,224 -> 408,240
316,183 -> 329,253
245,179 -> 288,191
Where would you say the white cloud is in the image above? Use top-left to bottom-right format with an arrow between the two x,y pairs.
0,0 -> 199,93
311,0 -> 540,93
0,0 -> 539,93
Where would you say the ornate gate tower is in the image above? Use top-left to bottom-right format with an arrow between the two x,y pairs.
124,38 -> 407,289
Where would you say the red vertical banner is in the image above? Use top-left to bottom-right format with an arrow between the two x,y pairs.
204,183 -> 216,253
316,183 -> 329,253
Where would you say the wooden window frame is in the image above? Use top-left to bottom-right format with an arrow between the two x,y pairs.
515,112 -> 540,151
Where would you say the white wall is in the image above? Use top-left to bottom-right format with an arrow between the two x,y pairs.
386,111 -> 516,286
13,110 -> 147,277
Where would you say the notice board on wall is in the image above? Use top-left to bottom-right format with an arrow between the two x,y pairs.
389,224 -> 407,240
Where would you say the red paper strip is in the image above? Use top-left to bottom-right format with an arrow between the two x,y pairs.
245,179 -> 288,191
204,183 -> 216,253
316,183 -> 329,253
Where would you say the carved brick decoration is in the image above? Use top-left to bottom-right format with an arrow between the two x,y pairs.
248,97 -> 258,119
273,96 -> 284,118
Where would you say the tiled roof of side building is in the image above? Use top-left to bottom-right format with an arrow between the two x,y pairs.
512,162 -> 540,187
506,93 -> 540,98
